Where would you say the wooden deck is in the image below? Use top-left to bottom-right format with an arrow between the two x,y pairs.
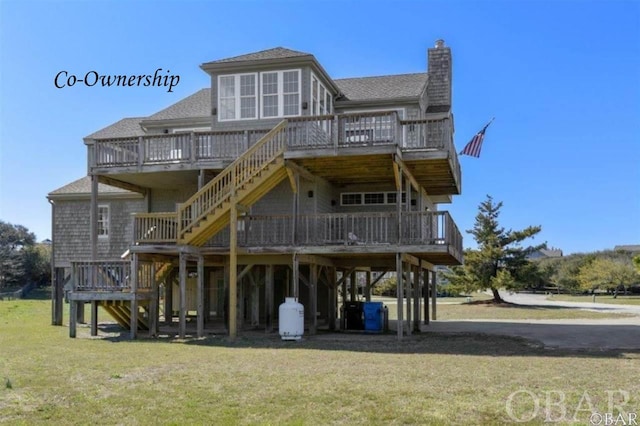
87,112 -> 460,195
131,211 -> 463,266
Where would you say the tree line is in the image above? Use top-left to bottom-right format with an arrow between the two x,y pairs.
0,221 -> 51,290
444,196 -> 639,301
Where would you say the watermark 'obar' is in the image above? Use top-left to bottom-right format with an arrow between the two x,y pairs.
505,389 -> 638,424
54,68 -> 179,93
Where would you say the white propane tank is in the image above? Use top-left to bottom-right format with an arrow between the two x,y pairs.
279,297 -> 304,341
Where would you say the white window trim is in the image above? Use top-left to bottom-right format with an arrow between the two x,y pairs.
340,191 -> 408,206
217,72 -> 258,122
97,204 -> 110,240
310,72 -> 333,116
260,69 -> 302,119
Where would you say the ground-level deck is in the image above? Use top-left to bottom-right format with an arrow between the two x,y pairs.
65,248 -> 447,341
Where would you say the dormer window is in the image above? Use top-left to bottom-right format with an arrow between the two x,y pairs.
218,73 -> 258,121
311,72 -> 332,116
260,69 -> 301,118
218,70 -> 300,121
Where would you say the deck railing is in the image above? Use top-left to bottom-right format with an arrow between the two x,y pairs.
91,113 -> 456,169
71,260 -> 155,292
72,261 -> 131,291
200,211 -> 462,252
133,213 -> 178,243
94,137 -> 139,167
337,111 -> 403,147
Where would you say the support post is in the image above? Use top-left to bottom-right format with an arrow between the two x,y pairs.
413,265 -> 421,333
197,255 -> 205,338
364,271 -> 372,301
52,268 -> 64,326
250,269 -> 260,327
90,300 -> 98,336
349,271 -> 357,301
405,261 -> 411,336
340,270 -> 347,330
431,269 -> 437,321
328,267 -> 337,331
229,202 -> 238,339
292,254 -> 299,299
90,175 -> 98,260
148,263 -> 157,337
130,253 -> 138,339
179,252 -> 187,339
265,264 -> 274,333
69,300 -> 77,338
396,253 -> 404,340
424,268 -> 430,325
164,271 -> 174,326
310,264 -> 318,335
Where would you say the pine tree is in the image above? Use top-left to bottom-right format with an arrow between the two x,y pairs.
446,196 -> 544,303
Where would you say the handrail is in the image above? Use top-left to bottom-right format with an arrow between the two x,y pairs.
177,120 -> 288,239
133,212 -> 177,243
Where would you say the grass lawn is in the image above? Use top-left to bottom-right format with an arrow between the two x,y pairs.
546,294 -> 640,306
1,290 -> 639,425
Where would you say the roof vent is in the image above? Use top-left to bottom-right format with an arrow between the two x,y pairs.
435,39 -> 445,49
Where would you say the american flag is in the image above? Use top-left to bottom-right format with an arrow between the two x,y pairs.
460,118 -> 494,158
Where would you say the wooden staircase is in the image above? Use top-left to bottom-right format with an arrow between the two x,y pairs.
99,300 -> 149,331
178,120 -> 289,246
154,262 -> 174,284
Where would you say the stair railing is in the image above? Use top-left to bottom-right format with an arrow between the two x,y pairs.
177,120 -> 288,240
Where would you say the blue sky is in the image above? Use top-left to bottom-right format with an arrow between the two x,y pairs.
0,0 -> 638,254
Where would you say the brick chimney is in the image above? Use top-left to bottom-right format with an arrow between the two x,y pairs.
427,39 -> 452,113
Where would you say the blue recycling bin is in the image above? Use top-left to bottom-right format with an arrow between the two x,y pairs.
363,302 -> 384,332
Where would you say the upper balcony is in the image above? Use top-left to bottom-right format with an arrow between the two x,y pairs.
88,111 -> 461,196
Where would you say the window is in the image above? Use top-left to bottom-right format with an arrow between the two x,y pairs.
219,70 -> 301,121
341,193 -> 362,205
310,72 -> 332,116
218,73 -> 257,121
260,70 -> 301,118
364,193 -> 385,205
282,71 -> 299,116
261,72 -> 278,117
342,192 -> 408,206
98,205 -> 110,239
312,76 -> 318,115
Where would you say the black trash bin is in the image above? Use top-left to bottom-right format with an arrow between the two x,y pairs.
345,301 -> 364,330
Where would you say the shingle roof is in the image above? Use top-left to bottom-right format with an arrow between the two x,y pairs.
85,117 -> 145,139
206,47 -> 312,64
334,73 -> 428,101
48,176 -> 135,196
146,88 -> 211,121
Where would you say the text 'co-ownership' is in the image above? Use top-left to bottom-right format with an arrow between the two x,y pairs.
54,68 -> 180,93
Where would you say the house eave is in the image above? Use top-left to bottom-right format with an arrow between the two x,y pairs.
201,56 -> 340,94
140,115 -> 212,130
335,97 -> 420,109
47,192 -> 144,201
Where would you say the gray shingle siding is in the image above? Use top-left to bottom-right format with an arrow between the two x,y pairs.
426,46 -> 451,111
150,186 -> 198,212
52,198 -> 145,267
